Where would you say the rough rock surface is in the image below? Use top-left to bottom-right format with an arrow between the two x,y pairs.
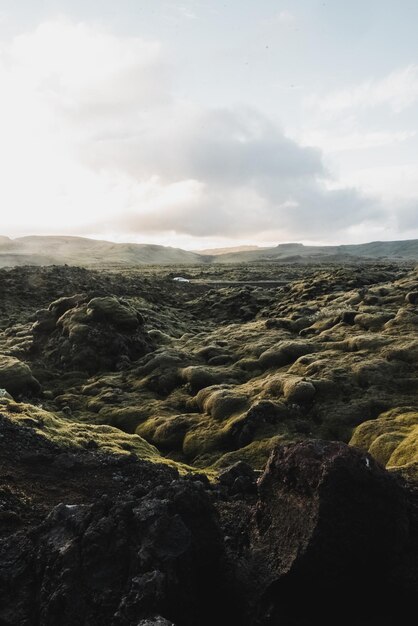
0,355 -> 40,396
0,262 -> 417,623
0,411 -> 229,626
1,262 -> 418,472
1,263 -> 418,470
0,408 -> 416,626
247,441 -> 412,625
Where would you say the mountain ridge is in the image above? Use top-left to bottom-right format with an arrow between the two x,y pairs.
1,235 -> 418,267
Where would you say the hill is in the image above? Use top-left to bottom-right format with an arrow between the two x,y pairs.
0,236 -> 205,267
211,240 -> 418,263
1,235 -> 418,267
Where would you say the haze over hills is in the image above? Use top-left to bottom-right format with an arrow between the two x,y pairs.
1,235 -> 418,268
0,236 -> 205,267
198,245 -> 264,256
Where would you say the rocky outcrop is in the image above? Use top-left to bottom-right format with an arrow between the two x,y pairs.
31,295 -> 153,373
0,409 -> 230,626
245,441 -> 412,625
2,481 -> 224,626
0,412 -> 416,626
0,261 -> 418,624
0,355 -> 40,396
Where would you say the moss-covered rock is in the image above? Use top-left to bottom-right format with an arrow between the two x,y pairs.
0,398 -> 162,462
0,355 -> 40,396
195,386 -> 248,421
258,341 -> 314,369
180,366 -> 225,393
31,295 -> 153,373
350,408 -> 418,477
354,312 -> 394,331
282,378 -> 316,403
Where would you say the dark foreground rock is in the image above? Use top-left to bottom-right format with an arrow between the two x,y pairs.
247,441 -> 414,625
0,413 -> 416,626
5,482 -> 224,626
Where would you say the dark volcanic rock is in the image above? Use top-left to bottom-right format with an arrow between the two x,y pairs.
248,441 -> 412,625
0,478 -> 226,626
0,417 -> 417,626
218,461 -> 257,494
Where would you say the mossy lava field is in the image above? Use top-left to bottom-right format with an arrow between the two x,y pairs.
0,261 -> 417,625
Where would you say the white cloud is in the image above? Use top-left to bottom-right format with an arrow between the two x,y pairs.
343,164 -> 418,201
0,19 -> 384,243
263,10 -> 296,26
301,130 -> 416,153
309,65 -> 418,114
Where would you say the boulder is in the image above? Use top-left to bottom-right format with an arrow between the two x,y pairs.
282,378 -> 316,403
258,341 -> 314,369
405,291 -> 418,304
0,355 -> 40,395
0,480 -> 227,626
85,296 -> 143,332
31,295 -> 152,374
250,441 -> 409,624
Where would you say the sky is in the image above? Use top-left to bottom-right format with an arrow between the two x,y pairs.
0,0 -> 417,249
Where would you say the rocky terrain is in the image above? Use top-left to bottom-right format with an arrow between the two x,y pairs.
0,260 -> 417,624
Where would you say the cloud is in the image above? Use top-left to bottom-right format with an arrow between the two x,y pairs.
396,199 -> 418,231
0,19 -> 384,243
80,104 -> 382,238
301,130 -> 416,153
263,10 -> 296,26
8,20 -> 167,116
309,65 -> 418,114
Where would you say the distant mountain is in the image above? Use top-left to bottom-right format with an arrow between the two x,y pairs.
0,236 -> 205,267
0,236 -> 417,268
198,245 -> 264,256
210,240 -> 418,263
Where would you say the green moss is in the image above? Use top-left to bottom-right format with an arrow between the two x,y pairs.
388,426 -> 418,469
258,341 -> 314,370
0,398 -> 193,473
97,406 -> 150,432
182,422 -> 227,459
136,413 -> 200,451
211,435 -> 286,470
368,433 -> 405,466
350,409 -> 418,478
195,386 -> 248,421
180,366 -> 224,392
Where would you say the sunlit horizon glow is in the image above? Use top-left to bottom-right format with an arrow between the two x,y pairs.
0,1 -> 417,249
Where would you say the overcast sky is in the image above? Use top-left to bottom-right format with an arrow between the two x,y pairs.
0,0 -> 417,249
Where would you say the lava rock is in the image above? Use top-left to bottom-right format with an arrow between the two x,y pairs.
0,479 -> 228,626
0,355 -> 40,396
31,295 -> 153,374
218,461 -> 257,494
250,440 -> 410,625
405,291 -> 418,304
